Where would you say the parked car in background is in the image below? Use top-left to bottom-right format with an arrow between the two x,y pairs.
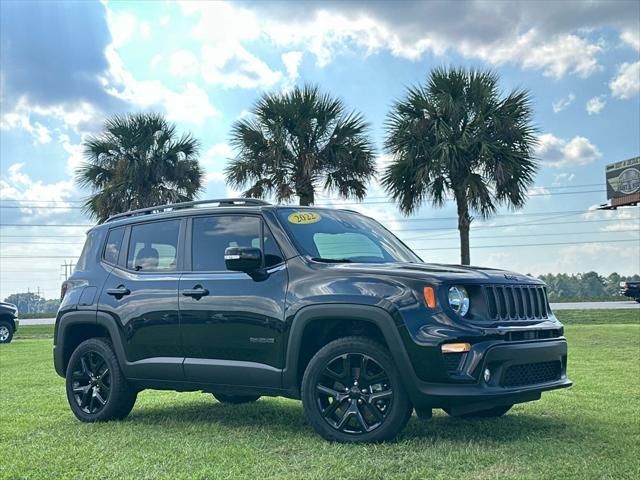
53,198 -> 571,443
0,302 -> 19,343
620,281 -> 640,302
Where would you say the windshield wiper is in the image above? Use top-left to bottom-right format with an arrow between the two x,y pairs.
310,257 -> 353,263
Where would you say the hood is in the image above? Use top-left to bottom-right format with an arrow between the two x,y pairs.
318,261 -> 543,285
0,302 -> 18,314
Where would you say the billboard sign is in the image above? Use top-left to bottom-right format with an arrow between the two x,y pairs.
606,156 -> 640,200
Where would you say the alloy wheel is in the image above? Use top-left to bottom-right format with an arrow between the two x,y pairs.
0,326 -> 9,342
70,351 -> 111,414
315,353 -> 393,434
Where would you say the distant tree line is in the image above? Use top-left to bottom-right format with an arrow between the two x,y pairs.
537,272 -> 640,302
3,292 -> 60,315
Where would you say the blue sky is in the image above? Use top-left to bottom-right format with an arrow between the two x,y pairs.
1,0 -> 639,299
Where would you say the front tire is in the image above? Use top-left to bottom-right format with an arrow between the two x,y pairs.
212,393 -> 261,404
444,404 -> 512,418
0,321 -> 14,344
301,336 -> 412,443
65,338 -> 137,422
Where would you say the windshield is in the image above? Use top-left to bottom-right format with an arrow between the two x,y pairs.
276,208 -> 422,263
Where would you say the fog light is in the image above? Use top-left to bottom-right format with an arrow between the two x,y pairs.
483,368 -> 491,383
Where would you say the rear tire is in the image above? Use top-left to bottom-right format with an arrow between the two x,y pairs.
444,404 -> 512,418
0,321 -> 14,344
301,336 -> 412,443
212,393 -> 261,404
66,338 -> 137,422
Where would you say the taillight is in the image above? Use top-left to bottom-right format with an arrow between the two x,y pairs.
60,281 -> 69,300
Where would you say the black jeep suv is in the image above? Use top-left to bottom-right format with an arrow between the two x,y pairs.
54,198 -> 571,442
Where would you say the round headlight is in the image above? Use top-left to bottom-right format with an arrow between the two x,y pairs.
448,286 -> 470,317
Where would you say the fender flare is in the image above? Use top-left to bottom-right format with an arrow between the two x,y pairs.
53,310 -> 98,377
282,304 -> 420,400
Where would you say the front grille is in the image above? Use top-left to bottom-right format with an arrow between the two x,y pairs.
484,285 -> 550,321
502,361 -> 562,387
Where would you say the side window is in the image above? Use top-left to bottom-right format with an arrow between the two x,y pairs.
103,228 -> 125,265
263,225 -> 284,268
127,220 -> 180,272
192,216 -> 261,271
75,230 -> 98,272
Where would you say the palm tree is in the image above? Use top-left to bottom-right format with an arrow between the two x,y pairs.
76,113 -> 204,223
382,68 -> 538,265
225,85 -> 376,206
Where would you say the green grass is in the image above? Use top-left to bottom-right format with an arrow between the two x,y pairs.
2,321 -> 639,479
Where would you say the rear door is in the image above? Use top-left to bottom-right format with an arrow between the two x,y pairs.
179,214 -> 287,387
98,218 -> 185,380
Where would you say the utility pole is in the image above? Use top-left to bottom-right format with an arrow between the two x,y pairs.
61,261 -> 76,281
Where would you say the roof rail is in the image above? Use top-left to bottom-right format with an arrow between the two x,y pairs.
105,198 -> 271,223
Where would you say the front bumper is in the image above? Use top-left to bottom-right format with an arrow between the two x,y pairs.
407,338 -> 571,411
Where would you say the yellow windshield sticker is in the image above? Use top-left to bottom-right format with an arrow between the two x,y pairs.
288,212 -> 321,225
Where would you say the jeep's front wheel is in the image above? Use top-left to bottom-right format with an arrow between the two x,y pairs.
0,321 -> 14,344
301,336 -> 412,443
66,338 -> 137,422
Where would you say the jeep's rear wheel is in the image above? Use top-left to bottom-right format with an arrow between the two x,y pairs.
444,404 -> 512,418
0,321 -> 13,344
212,393 -> 261,404
66,338 -> 137,422
302,336 -> 412,443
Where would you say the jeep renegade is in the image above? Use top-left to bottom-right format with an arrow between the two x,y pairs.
54,198 -> 571,442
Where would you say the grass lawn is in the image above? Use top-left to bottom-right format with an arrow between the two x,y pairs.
1,319 -> 638,479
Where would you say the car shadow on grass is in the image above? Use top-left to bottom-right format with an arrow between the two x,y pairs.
126,397 -> 576,444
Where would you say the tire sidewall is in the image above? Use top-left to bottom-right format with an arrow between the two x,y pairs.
301,337 -> 411,443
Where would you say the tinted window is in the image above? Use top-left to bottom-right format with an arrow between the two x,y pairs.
276,208 -> 421,263
263,225 -> 284,267
192,216 -> 262,271
103,228 -> 125,265
127,220 -> 180,272
76,230 -> 98,271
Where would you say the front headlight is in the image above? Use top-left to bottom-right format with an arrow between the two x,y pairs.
448,286 -> 470,317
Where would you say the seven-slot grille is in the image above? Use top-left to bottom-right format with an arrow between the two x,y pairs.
484,285 -> 550,321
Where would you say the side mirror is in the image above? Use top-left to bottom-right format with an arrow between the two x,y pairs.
224,246 -> 262,273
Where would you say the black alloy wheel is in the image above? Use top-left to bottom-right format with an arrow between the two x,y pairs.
65,338 -> 137,422
70,351 -> 111,415
315,353 -> 393,434
302,336 -> 412,443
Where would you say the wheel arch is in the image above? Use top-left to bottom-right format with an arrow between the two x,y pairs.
283,304 -> 417,397
0,313 -> 17,331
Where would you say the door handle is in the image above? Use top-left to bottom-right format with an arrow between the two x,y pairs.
182,285 -> 209,300
106,286 -> 130,299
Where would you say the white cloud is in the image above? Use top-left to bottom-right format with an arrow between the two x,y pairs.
108,11 -> 138,48
169,50 -> 199,77
58,133 -> 85,175
106,47 -> 220,125
552,93 -> 575,113
150,54 -> 162,68
536,133 -> 602,168
0,163 -> 75,217
203,143 -> 234,167
609,61 -> 640,99
620,29 -> 640,51
201,43 -> 282,89
586,95 -> 606,115
159,15 -> 171,27
140,21 -> 151,38
0,112 -> 52,145
281,51 -> 304,90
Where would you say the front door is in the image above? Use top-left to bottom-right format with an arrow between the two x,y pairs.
179,214 -> 287,387
98,218 -> 184,380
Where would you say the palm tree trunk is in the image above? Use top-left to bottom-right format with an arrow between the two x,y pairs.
298,190 -> 315,206
455,191 -> 471,265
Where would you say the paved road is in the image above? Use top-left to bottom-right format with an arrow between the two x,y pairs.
550,301 -> 639,310
17,301 -> 638,326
